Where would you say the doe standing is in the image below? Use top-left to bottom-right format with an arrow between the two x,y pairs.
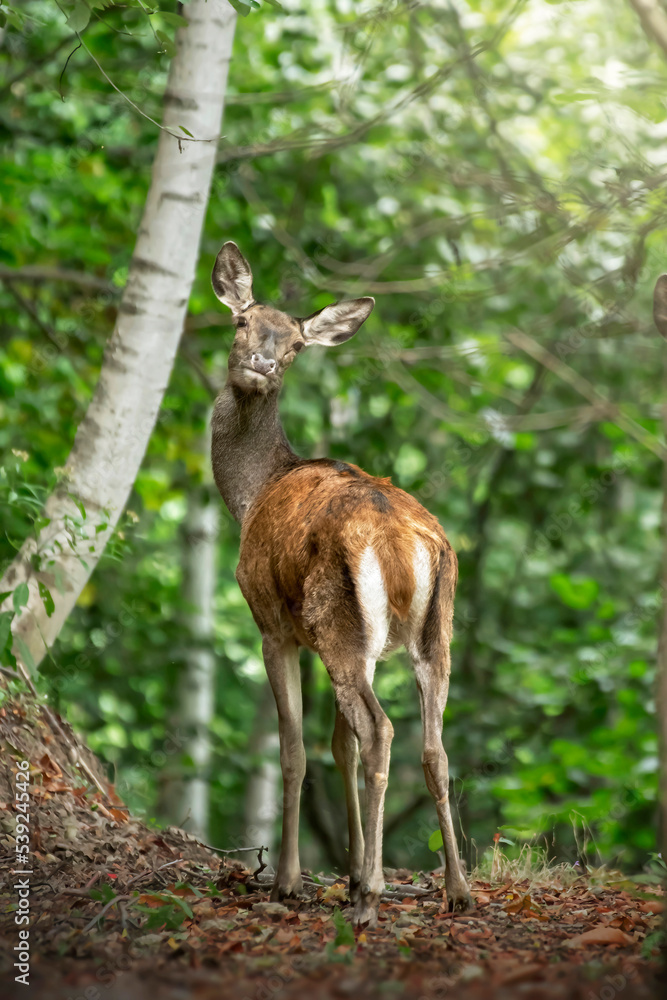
210,242 -> 472,926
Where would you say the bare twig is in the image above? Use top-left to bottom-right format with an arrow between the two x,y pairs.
2,281 -> 61,347
82,894 -> 131,934
200,843 -> 268,855
0,264 -> 114,293
201,842 -> 269,877
71,30 -> 216,143
506,329 -> 667,460
0,666 -> 22,681
0,36 -> 72,98
126,859 -> 185,888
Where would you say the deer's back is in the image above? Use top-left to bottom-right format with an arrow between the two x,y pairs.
237,459 -> 457,661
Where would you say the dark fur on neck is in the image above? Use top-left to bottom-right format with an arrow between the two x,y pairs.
211,382 -> 298,523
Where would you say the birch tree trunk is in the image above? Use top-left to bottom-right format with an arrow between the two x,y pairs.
0,0 -> 236,673
159,484 -> 218,840
244,684 -> 280,856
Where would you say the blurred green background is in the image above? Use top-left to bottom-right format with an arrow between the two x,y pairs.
1,0 -> 665,876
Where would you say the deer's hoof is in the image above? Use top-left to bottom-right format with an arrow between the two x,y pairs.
271,876 -> 303,901
447,888 -> 473,912
352,893 -> 380,929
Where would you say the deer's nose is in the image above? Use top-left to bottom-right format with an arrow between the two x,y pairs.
251,353 -> 276,376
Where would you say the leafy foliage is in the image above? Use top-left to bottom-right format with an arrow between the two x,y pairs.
0,0 -> 664,874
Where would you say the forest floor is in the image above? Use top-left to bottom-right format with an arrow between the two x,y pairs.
0,696 -> 664,999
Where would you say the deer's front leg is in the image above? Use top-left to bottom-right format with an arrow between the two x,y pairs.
262,637 -> 305,899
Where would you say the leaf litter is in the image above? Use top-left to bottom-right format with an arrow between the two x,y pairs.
0,697 -> 663,999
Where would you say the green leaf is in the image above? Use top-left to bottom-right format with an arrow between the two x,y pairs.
159,12 -> 189,29
38,582 -> 55,618
550,574 -> 599,610
0,612 -> 13,658
331,906 -> 355,947
89,883 -> 116,903
428,829 -> 443,852
133,902 -> 187,930
68,494 -> 86,520
66,0 -> 91,33
166,893 -> 194,918
179,125 -> 194,138
156,30 -> 176,57
228,0 -> 252,16
12,582 -> 29,615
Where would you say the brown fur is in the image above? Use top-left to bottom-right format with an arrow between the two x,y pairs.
237,458 -> 456,663
210,241 -> 472,926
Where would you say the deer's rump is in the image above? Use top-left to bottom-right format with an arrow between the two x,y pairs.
237,458 -> 457,662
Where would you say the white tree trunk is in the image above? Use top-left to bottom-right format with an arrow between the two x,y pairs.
0,0 -> 236,671
159,486 -> 218,839
244,683 -> 280,855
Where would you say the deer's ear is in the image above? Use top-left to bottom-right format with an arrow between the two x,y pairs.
212,242 -> 254,314
301,297 -> 375,347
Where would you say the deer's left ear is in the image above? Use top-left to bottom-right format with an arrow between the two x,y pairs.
301,297 -> 375,347
212,242 -> 254,315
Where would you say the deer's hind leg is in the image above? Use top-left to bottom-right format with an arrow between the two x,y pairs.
328,668 -> 393,927
331,703 -> 365,905
305,550 -> 392,927
408,546 -> 472,912
411,650 -> 471,910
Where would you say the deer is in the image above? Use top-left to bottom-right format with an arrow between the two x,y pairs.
210,241 -> 472,926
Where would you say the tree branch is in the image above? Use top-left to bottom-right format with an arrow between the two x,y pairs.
506,328 -> 667,459
628,0 -> 667,57
2,281 -> 61,347
0,264 -> 115,293
0,36 -> 72,98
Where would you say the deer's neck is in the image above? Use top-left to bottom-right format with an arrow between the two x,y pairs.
211,382 -> 298,523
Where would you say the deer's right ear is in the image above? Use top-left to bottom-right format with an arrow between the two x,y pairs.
212,242 -> 254,314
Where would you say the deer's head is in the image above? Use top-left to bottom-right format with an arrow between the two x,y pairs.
212,242 -> 375,394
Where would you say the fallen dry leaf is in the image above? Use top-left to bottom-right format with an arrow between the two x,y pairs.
637,899 -> 664,915
322,882 -> 348,903
565,924 -> 633,948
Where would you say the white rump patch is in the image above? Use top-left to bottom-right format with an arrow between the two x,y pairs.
410,541 -> 432,629
357,546 -> 389,678
409,542 -> 435,690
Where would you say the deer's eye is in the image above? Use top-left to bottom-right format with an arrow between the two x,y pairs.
293,341 -> 305,353
236,318 -> 247,328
